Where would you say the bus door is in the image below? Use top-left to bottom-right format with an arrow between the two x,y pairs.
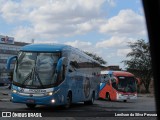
68,60 -> 82,102
100,74 -> 111,97
110,77 -> 118,100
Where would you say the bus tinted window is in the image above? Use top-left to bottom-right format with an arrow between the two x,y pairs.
117,77 -> 137,93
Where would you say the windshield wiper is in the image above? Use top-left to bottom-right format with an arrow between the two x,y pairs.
21,68 -> 44,88
21,69 -> 33,85
34,68 -> 44,88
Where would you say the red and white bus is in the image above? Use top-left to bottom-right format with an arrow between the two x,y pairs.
99,70 -> 137,102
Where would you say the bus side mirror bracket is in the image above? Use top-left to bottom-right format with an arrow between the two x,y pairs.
6,56 -> 17,70
56,57 -> 67,73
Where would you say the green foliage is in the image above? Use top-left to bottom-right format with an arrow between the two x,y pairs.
122,39 -> 153,93
84,51 -> 107,65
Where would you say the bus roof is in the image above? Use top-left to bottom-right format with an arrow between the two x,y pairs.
20,44 -> 69,52
112,71 -> 134,77
20,43 -> 101,65
101,70 -> 134,77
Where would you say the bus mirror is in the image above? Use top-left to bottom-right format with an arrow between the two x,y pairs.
6,56 -> 17,70
56,57 -> 67,73
111,77 -> 118,85
115,77 -> 118,85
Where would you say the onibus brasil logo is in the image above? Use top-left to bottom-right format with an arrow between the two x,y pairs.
1,112 -> 42,117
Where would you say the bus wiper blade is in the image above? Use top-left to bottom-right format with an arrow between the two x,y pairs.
34,69 -> 44,88
21,72 -> 32,85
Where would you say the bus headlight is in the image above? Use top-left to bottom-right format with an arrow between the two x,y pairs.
12,89 -> 17,93
47,92 -> 53,96
47,89 -> 60,96
51,99 -> 55,103
118,93 -> 122,96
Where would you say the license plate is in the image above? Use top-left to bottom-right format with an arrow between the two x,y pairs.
26,99 -> 35,103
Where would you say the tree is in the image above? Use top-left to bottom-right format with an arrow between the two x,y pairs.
122,39 -> 153,93
84,51 -> 107,65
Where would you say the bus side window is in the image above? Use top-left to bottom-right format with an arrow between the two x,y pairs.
69,61 -> 78,72
68,69 -> 73,72
70,61 -> 79,68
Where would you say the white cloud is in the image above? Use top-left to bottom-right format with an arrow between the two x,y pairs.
0,1 -> 146,43
12,26 -> 58,43
75,22 -> 93,34
12,26 -> 36,42
65,40 -> 104,59
95,36 -> 136,67
107,0 -> 116,7
99,9 -> 147,37
65,40 -> 92,51
0,0 -> 147,69
64,39 -> 132,67
117,48 -> 131,57
65,40 -> 92,46
96,36 -> 135,48
0,0 -> 110,40
0,1 -> 21,22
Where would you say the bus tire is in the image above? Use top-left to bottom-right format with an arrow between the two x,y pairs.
64,92 -> 72,109
124,100 -> 127,102
84,92 -> 95,105
26,104 -> 36,109
106,92 -> 111,101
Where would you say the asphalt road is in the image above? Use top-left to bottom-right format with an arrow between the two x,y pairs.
0,96 -> 156,111
0,86 -> 157,120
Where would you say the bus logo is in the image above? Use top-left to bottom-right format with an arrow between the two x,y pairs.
2,112 -> 11,117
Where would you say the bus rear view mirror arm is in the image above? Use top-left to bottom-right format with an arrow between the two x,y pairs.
6,56 -> 17,70
56,57 -> 67,73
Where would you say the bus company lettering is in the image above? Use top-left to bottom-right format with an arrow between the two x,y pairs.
29,89 -> 46,93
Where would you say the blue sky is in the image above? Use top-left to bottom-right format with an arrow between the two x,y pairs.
0,0 -> 148,69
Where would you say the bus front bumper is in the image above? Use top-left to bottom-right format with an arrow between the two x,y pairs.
11,93 -> 65,106
117,93 -> 137,101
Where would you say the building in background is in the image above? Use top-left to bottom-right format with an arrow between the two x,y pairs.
101,65 -> 122,71
0,35 -> 29,85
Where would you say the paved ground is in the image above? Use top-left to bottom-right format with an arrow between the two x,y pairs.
0,86 -> 157,120
0,85 -> 11,102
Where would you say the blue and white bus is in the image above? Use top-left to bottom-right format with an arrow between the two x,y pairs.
7,44 -> 101,108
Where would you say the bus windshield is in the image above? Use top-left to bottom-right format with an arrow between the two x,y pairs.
117,76 -> 137,93
13,52 -> 60,88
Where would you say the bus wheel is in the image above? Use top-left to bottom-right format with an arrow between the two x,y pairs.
124,100 -> 127,102
65,93 -> 72,109
84,92 -> 95,105
106,92 -> 111,101
26,104 -> 36,109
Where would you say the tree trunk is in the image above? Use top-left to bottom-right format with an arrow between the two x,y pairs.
144,82 -> 150,93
